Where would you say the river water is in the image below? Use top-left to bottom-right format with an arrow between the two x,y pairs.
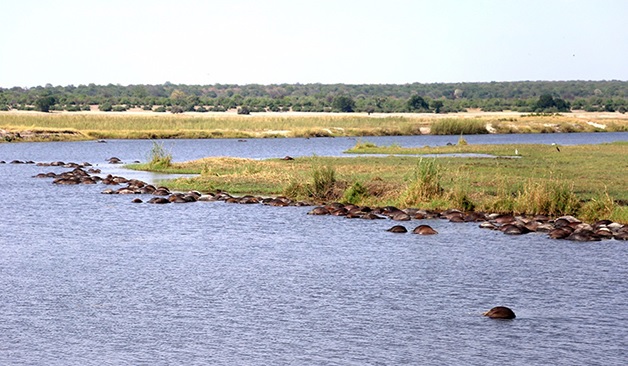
0,133 -> 627,365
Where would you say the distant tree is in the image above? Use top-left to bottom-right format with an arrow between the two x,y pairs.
430,100 -> 444,113
406,94 -> 429,112
331,95 -> 355,112
170,89 -> 186,102
535,94 -> 570,112
99,101 -> 112,112
536,94 -> 556,110
553,97 -> 570,112
35,96 -> 56,112
170,105 -> 184,114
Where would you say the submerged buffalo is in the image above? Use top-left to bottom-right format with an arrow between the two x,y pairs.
412,225 -> 438,235
483,306 -> 516,319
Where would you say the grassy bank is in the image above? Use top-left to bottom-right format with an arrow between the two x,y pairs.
128,141 -> 628,223
2,111 -> 627,141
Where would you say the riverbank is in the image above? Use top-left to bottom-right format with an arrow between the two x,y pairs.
128,141 -> 628,224
2,110 -> 628,141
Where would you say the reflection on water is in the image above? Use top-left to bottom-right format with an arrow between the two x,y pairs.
0,134 -> 626,365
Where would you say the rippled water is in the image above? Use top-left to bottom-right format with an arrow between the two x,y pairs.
0,134 -> 627,365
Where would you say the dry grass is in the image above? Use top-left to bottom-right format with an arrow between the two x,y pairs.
2,110 -> 627,140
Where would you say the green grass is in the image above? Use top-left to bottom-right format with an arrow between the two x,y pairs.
127,141 -> 628,223
430,118 -> 488,135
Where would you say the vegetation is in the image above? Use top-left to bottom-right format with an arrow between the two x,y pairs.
2,81 -> 628,114
1,112 -> 626,142
430,118 -> 488,135
147,141 -> 172,169
129,141 -> 628,223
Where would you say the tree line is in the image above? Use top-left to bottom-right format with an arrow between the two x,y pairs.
1,80 -> 627,114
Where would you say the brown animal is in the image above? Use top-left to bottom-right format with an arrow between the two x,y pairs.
412,225 -> 438,235
483,306 -> 516,319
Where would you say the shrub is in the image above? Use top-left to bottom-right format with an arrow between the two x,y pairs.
309,164 -> 336,199
578,192 -> 615,222
154,106 -> 167,113
99,102 -> 113,112
112,105 -> 127,112
65,105 -> 81,112
342,182 -> 369,204
147,141 -> 172,169
431,119 -> 488,135
400,158 -> 443,206
170,105 -> 184,114
237,106 -> 250,115
513,179 -> 580,216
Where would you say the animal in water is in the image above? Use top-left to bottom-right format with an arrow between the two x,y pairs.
483,306 -> 516,319
386,225 -> 408,233
412,225 -> 438,235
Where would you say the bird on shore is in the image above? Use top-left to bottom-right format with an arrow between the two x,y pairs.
552,143 -> 560,152
514,148 -> 519,155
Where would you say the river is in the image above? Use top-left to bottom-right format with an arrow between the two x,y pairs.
0,133 -> 626,365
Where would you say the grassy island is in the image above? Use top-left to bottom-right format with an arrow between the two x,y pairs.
128,140 -> 628,224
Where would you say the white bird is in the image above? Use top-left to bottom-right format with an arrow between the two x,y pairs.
515,148 -> 519,155
551,143 -> 560,152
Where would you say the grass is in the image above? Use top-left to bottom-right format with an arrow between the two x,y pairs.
430,118 -> 488,135
127,141 -> 628,223
2,111 -> 627,141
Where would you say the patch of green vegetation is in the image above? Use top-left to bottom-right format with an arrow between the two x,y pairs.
130,142 -> 627,223
430,118 -> 488,135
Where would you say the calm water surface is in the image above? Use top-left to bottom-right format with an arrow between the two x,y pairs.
0,133 -> 626,365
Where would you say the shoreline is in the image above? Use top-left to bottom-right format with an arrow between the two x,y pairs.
1,110 -> 627,142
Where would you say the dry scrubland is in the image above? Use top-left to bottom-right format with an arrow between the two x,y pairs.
1,110 -> 627,141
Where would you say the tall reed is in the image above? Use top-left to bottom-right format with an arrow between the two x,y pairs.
430,118 -> 488,135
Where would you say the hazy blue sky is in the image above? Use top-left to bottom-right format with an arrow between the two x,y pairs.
1,0 -> 626,87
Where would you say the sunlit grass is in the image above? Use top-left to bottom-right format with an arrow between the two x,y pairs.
127,141 -> 628,223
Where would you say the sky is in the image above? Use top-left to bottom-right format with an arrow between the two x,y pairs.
1,0 -> 627,87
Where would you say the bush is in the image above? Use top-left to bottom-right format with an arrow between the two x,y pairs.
148,141 -> 172,169
431,119 -> 488,135
309,164 -> 336,199
112,105 -> 127,112
154,106 -> 166,113
400,158 -> 443,206
237,106 -> 250,115
513,179 -> 580,216
65,105 -> 81,112
99,102 -> 113,112
342,182 -> 369,204
170,105 -> 184,114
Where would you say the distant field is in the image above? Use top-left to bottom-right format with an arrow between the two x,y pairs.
1,109 -> 627,141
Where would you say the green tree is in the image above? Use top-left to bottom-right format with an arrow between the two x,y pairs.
34,96 -> 56,112
331,95 -> 355,112
407,94 -> 429,111
99,101 -> 112,111
430,100 -> 444,113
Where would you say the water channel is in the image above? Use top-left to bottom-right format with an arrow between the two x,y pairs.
0,132 -> 626,365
